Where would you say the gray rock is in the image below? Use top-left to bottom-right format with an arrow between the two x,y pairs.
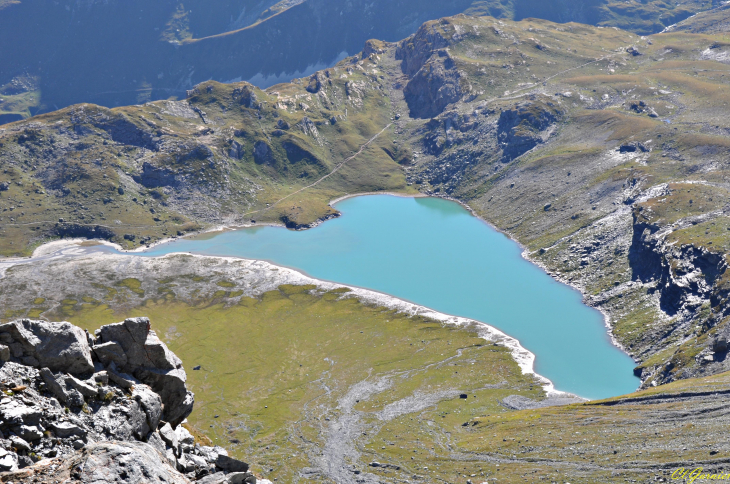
159,422 -> 178,450
97,318 -> 193,426
97,317 -> 153,368
197,445 -> 228,464
198,472 -> 228,484
0,400 -> 43,427
9,342 -> 24,358
50,421 -> 87,438
133,384 -> 162,431
66,388 -> 86,407
0,344 -> 9,362
14,424 -> 43,441
185,452 -> 208,472
216,454 -> 249,472
135,367 -> 193,427
18,319 -> 94,374
228,472 -> 257,484
65,441 -> 192,483
253,141 -> 273,165
176,425 -> 195,453
40,367 -> 68,403
92,341 -> 128,368
177,452 -> 196,473
0,448 -> 17,472
106,363 -> 138,389
72,439 -> 85,449
713,336 -> 728,353
92,370 -> 109,385
165,445 -> 178,469
9,435 -> 30,451
146,430 -> 167,455
65,374 -> 98,397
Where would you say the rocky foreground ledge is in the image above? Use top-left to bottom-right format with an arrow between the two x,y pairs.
0,317 -> 262,484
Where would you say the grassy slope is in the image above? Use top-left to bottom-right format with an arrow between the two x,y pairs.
5,276 -> 724,484
45,285 -> 541,483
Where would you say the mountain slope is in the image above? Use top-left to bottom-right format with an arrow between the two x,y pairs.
0,0 -> 713,123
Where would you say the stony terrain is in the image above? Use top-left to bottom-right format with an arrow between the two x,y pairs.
0,315 -> 263,483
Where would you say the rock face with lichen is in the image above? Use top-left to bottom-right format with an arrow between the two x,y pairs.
0,317 -> 259,484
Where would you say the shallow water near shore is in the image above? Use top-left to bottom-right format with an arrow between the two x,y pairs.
138,195 -> 638,399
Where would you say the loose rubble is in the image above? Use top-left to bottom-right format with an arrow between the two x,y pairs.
0,317 -> 261,483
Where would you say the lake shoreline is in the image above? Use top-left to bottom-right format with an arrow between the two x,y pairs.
2,191 -> 637,399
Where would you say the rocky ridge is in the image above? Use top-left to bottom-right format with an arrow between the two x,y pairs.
0,317 -> 261,484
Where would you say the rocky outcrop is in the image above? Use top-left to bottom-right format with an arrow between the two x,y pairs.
629,211 -> 727,317
96,112 -> 159,151
93,317 -> 194,427
497,99 -> 562,162
396,20 -> 467,118
402,53 -> 467,119
0,318 -> 259,483
133,161 -> 181,188
52,223 -> 116,242
253,141 -> 274,165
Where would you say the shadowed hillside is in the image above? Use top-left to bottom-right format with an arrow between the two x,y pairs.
0,0 -> 713,122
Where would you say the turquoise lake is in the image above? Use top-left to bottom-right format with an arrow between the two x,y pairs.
138,195 -> 639,399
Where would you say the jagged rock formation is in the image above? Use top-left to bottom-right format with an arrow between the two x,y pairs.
0,317 -> 259,484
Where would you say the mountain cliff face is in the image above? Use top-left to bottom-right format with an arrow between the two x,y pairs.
0,0 -> 712,123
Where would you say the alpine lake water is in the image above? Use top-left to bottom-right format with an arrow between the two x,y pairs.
136,194 -> 639,400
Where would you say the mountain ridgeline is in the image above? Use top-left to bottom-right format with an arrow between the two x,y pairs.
0,0 -> 714,123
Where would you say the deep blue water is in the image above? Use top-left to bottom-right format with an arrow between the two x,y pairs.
137,195 -> 639,399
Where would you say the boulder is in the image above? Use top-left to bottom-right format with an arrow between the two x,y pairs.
39,367 -> 68,404
133,384 -> 163,431
9,435 -> 31,452
146,430 -> 167,455
0,448 -> 17,472
713,336 -> 728,353
18,320 -> 94,374
198,472 -> 228,484
66,388 -> 86,408
65,374 -> 98,398
96,318 -> 152,368
0,400 -> 43,427
50,421 -> 87,438
159,422 -> 178,450
92,341 -> 128,368
14,425 -> 43,441
229,472 -> 257,484
95,318 -> 192,425
176,425 -> 195,453
106,363 -> 138,389
216,454 -> 250,473
134,367 -> 193,427
185,452 -> 209,474
197,445 -> 228,464
253,141 -> 273,165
